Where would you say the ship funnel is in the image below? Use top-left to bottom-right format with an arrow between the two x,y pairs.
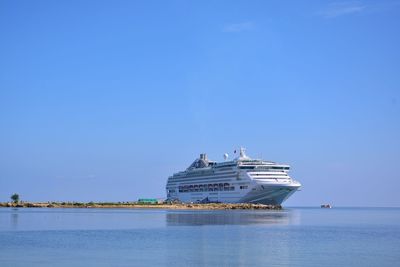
199,153 -> 208,161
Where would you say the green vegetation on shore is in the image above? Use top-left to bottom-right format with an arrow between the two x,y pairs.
10,193 -> 19,204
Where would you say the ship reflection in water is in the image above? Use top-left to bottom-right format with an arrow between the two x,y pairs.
166,209 -> 299,226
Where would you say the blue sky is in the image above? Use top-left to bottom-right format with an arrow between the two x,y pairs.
1,0 -> 399,206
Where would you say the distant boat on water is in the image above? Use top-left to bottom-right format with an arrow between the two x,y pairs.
321,204 -> 332,208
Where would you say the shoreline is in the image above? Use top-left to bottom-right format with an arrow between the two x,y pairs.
0,202 -> 282,210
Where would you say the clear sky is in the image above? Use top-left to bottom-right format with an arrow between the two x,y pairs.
1,0 -> 399,206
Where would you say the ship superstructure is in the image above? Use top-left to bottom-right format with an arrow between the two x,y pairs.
166,148 -> 301,205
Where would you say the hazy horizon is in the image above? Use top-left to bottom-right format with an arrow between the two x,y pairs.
1,0 -> 399,207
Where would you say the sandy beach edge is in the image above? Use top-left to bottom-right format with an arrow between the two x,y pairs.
0,202 -> 282,210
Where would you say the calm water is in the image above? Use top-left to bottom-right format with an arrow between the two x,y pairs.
0,207 -> 399,267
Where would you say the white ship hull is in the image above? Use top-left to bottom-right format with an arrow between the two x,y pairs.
167,177 -> 300,205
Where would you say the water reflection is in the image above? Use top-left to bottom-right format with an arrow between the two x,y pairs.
166,210 -> 296,226
10,209 -> 19,230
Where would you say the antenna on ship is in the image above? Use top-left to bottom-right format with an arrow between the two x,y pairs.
223,153 -> 229,161
239,147 -> 246,158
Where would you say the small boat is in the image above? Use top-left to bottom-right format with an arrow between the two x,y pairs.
321,204 -> 332,208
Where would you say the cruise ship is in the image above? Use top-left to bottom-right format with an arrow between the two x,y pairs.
166,148 -> 301,205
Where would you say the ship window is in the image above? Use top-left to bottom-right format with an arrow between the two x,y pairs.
230,186 -> 235,191
239,166 -> 255,169
271,166 -> 289,170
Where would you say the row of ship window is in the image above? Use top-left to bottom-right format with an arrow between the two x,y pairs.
239,166 -> 290,170
177,183 -> 235,193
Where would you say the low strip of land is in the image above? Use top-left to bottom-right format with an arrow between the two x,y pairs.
0,202 -> 281,210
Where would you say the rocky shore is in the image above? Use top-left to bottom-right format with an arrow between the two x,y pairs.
0,202 -> 281,210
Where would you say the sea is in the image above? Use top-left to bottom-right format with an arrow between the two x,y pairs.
0,207 -> 399,267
